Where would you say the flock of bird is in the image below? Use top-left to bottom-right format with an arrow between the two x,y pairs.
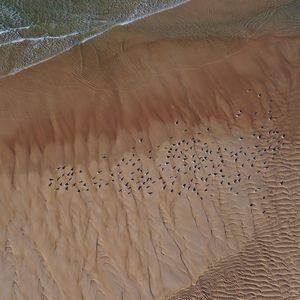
48,106 -> 285,207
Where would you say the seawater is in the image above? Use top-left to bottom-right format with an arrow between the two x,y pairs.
1,0 -> 300,79
0,0 -> 189,78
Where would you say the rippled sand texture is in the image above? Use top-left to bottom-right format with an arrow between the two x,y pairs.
0,0 -> 300,299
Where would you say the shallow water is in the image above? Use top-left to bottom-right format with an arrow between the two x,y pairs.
1,0 -> 300,79
0,0 -> 188,78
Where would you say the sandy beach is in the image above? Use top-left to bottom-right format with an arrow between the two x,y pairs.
0,0 -> 300,299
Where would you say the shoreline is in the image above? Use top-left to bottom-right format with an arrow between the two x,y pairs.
0,0 -> 300,299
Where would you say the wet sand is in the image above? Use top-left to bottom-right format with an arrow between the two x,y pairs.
1,1 -> 300,299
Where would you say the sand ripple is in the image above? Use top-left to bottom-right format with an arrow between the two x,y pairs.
0,1 -> 300,299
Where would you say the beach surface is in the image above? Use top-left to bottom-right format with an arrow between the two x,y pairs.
0,1 -> 300,299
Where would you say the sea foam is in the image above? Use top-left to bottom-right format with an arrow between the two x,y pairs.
0,0 -> 189,78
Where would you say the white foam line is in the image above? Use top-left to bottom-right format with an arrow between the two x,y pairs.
0,25 -> 33,35
0,30 -> 87,47
118,0 -> 191,26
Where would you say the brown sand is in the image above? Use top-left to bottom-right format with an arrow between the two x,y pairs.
1,1 -> 300,299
